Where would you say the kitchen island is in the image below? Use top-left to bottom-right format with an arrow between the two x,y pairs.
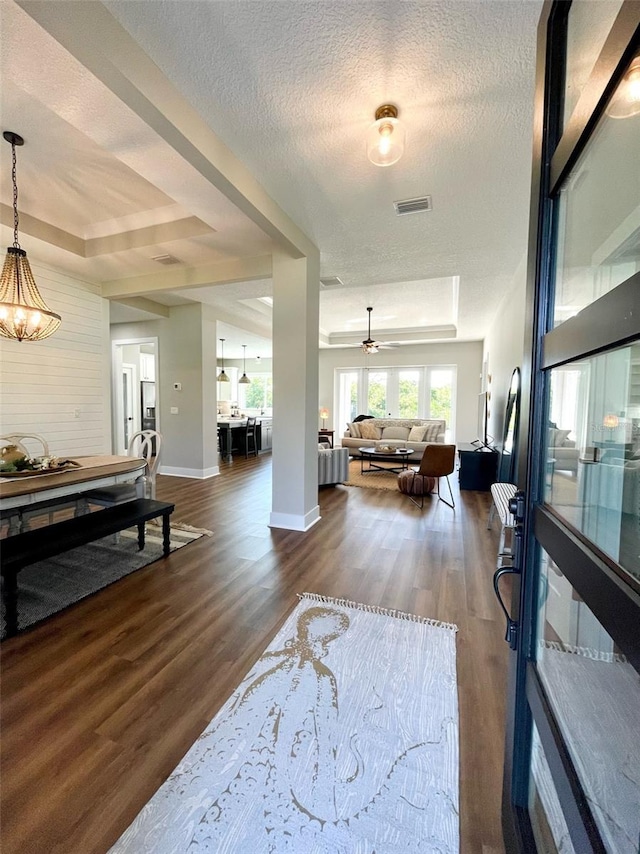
217,417 -> 272,461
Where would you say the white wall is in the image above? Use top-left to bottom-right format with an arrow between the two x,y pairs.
483,257 -> 527,448
319,341 -> 484,444
0,260 -> 111,456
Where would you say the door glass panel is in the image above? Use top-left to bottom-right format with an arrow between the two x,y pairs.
564,0 -> 623,127
398,370 -> 419,418
545,344 -> 640,586
337,371 -> 358,432
429,369 -> 453,436
553,60 -> 640,328
529,722 -> 576,854
367,371 -> 387,417
536,549 -> 640,852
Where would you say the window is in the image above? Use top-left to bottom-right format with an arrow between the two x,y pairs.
238,373 -> 272,411
398,370 -> 420,418
429,369 -> 453,426
336,366 -> 456,438
366,371 -> 388,417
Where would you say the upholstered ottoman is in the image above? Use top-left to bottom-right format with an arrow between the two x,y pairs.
397,470 -> 436,496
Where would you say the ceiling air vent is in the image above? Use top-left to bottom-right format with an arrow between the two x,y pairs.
320,276 -> 344,288
393,196 -> 433,216
152,253 -> 181,265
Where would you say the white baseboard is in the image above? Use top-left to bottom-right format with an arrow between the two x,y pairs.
160,465 -> 219,480
269,505 -> 321,531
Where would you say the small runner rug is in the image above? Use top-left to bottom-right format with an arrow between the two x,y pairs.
1,521 -> 212,638
110,593 -> 459,854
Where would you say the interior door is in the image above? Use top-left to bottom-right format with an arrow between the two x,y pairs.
121,365 -> 136,452
501,3 -> 640,851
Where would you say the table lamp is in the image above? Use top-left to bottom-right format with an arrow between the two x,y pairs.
319,408 -> 329,429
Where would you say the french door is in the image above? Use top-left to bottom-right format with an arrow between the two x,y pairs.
502,3 -> 640,852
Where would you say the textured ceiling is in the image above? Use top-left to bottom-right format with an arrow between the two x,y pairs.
2,0 -> 542,347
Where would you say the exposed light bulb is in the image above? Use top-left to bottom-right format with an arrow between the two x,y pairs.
606,56 -> 640,119
377,122 -> 393,156
367,104 -> 406,167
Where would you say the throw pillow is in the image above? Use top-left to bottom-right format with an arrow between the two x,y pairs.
556,429 -> 571,447
360,422 -> 381,440
423,423 -> 441,442
348,422 -> 361,438
383,426 -> 410,440
408,425 -> 426,442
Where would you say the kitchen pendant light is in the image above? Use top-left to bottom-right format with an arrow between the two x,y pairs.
239,344 -> 251,384
217,338 -> 230,382
0,132 -> 61,342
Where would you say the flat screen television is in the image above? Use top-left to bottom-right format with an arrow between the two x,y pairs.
473,391 -> 491,448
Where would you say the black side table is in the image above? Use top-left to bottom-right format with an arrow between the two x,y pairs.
318,430 -> 334,448
458,446 -> 499,491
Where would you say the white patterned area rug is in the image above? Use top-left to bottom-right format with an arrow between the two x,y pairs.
110,593 -> 459,854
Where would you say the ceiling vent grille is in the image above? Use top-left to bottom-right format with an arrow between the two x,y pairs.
152,253 -> 181,265
393,196 -> 433,216
320,276 -> 344,288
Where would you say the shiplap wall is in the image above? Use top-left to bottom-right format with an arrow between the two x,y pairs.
0,260 -> 111,456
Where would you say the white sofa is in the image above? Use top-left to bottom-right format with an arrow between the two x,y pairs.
341,418 -> 446,461
549,427 -> 579,474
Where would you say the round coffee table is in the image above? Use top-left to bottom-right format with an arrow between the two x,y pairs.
358,447 -> 413,474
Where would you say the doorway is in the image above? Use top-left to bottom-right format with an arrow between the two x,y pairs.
112,338 -> 159,455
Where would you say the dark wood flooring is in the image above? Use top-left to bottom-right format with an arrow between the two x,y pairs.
1,454 -> 508,854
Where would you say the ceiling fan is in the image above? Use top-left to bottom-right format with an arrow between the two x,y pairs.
360,307 -> 398,353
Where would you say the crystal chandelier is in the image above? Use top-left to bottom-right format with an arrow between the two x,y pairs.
0,132 -> 61,342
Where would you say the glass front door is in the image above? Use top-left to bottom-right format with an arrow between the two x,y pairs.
503,4 -> 640,851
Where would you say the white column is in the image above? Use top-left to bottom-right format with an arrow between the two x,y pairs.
270,251 -> 320,531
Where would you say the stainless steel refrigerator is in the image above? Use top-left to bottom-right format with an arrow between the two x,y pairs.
140,381 -> 156,448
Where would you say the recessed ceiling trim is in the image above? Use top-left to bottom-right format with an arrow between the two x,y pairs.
85,217 -> 215,257
328,324 -> 457,346
17,0 -> 318,262
102,254 -> 273,298
1,205 -> 215,259
393,196 -> 433,216
0,203 -> 84,256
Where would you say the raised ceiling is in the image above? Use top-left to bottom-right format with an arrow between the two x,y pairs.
1,0 -> 542,351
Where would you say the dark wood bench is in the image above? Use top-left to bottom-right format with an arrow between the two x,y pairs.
1,498 -> 175,639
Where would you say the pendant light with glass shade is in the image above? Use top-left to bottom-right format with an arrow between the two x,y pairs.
238,344 -> 251,384
0,132 -> 61,341
606,55 -> 640,119
366,105 -> 406,167
217,338 -> 230,382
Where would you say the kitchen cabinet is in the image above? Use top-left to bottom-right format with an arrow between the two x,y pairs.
259,419 -> 272,452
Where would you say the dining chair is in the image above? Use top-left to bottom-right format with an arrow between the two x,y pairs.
85,429 -> 163,507
0,434 -> 84,533
0,433 -> 50,460
399,444 -> 457,509
242,417 -> 258,458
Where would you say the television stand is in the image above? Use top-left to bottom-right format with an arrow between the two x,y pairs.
470,436 -> 495,450
458,444 -> 499,490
